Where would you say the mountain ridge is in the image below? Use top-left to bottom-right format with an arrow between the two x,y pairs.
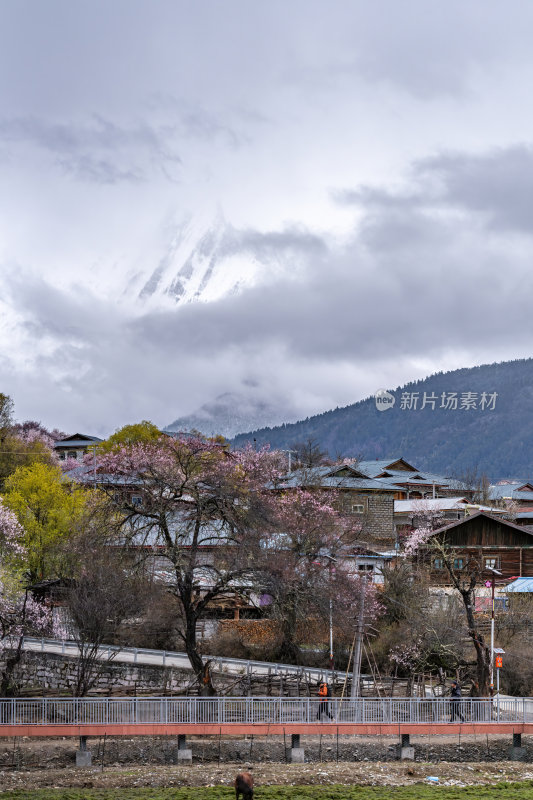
231,358 -> 533,480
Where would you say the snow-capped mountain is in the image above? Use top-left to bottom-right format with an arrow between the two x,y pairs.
165,391 -> 301,440
128,212 -> 326,436
124,212 -> 317,308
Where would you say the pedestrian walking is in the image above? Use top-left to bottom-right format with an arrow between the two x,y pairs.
317,681 -> 333,721
449,680 -> 465,722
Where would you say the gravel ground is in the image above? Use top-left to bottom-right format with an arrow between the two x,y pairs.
1,760 -> 533,792
0,735 -> 532,792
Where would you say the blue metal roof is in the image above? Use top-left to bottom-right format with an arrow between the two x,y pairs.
502,577 -> 533,593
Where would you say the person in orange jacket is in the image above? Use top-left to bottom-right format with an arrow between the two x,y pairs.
317,681 -> 333,720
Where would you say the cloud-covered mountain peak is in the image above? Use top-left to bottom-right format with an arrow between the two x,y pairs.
126,212 -> 326,308
165,390 -> 302,440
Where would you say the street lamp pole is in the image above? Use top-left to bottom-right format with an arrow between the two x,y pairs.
486,566 -> 502,695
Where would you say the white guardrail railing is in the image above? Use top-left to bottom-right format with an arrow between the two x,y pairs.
20,637 -> 352,683
1,697 -> 532,727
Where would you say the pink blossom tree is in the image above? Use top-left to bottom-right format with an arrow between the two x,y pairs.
0,403 -> 59,490
262,488 -> 373,664
95,436 -> 285,693
0,501 -> 57,695
95,434 -> 377,691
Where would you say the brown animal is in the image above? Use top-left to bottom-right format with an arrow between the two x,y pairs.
235,771 -> 254,800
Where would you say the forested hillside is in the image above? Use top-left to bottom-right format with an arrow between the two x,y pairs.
233,359 -> 533,480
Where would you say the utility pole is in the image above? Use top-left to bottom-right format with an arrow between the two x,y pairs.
315,552 -> 336,673
280,449 -> 297,472
329,562 -> 334,672
351,575 -> 366,699
88,445 -> 97,484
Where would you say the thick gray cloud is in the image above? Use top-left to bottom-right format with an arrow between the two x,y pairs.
341,145 -> 533,236
3,2 -> 533,433
4,173 -> 533,435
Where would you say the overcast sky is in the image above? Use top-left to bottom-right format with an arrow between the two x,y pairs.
2,1 -> 533,436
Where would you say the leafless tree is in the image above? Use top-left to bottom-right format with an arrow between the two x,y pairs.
289,438 -> 329,469
450,466 -> 492,505
422,537 -> 491,695
65,533 -> 150,696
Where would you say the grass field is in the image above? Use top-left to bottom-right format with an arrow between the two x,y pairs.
2,782 -> 533,800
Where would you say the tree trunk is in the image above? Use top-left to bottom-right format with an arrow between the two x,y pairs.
184,614 -> 216,696
0,636 -> 24,697
461,588 -> 490,696
275,593 -> 301,664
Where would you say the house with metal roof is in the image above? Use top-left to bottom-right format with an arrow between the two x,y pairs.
276,464 -> 398,551
394,497 -> 504,535
356,458 -> 468,499
513,511 -> 533,528
54,433 -> 103,462
489,482 -> 533,506
501,577 -> 533,593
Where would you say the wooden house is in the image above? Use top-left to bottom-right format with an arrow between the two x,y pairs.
489,482 -> 533,507
276,464 -> 397,550
425,511 -> 533,583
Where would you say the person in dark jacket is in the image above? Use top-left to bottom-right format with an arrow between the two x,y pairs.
450,680 -> 465,722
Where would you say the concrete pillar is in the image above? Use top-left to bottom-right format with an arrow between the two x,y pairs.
76,736 -> 92,767
509,732 -> 526,761
289,733 -> 305,763
396,733 -> 414,760
177,733 -> 192,764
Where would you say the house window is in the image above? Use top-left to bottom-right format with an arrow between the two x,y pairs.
434,558 -> 444,570
58,452 -> 65,460
131,495 -> 143,507
485,557 -> 501,570
453,558 -> 464,570
351,504 -> 365,514
67,450 -> 77,460
358,564 -> 374,571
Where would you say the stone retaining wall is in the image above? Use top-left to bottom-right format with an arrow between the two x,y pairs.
4,651 -> 193,695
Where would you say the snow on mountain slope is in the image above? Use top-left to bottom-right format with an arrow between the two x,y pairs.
165,391 -> 302,440
125,212 -> 319,308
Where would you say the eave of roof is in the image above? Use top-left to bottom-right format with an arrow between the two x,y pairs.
431,510 -> 533,538
54,433 -> 103,447
276,475 -> 398,492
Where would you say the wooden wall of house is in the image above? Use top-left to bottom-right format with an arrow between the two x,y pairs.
427,514 -> 533,582
444,516 -> 533,548
430,547 -> 533,582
